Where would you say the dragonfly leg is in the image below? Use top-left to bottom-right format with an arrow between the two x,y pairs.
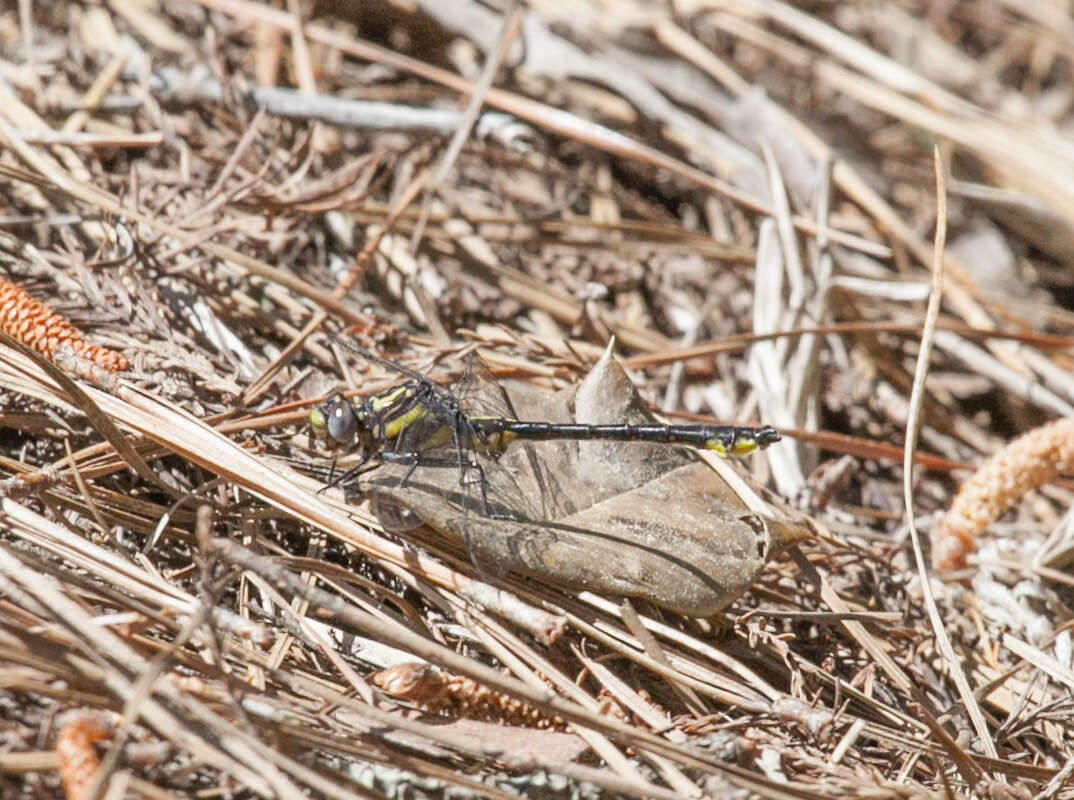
323,450 -> 374,493
458,458 -> 516,521
397,457 -> 420,487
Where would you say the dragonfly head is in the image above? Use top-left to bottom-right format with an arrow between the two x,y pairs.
309,393 -> 375,454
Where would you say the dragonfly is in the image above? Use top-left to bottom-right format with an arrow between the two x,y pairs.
308,343 -> 780,528
306,341 -> 794,608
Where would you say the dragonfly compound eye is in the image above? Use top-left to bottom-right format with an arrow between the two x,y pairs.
325,400 -> 358,445
309,396 -> 359,447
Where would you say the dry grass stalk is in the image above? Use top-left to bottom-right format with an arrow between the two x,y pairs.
932,417 -> 1074,574
0,278 -> 129,372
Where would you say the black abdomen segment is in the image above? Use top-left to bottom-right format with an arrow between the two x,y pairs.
468,418 -> 780,455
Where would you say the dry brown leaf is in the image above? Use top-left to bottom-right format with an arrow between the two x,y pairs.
370,347 -> 808,615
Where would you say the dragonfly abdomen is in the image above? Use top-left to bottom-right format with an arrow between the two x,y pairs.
467,419 -> 780,457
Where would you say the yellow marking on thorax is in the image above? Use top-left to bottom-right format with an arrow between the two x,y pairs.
369,386 -> 409,413
369,387 -> 425,441
378,404 -> 430,440
367,387 -> 458,450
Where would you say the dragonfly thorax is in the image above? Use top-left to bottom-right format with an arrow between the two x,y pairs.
309,381 -> 461,458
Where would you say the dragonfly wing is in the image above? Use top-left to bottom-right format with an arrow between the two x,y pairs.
452,352 -> 518,421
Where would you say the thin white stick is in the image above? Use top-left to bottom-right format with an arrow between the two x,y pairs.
903,148 -> 997,778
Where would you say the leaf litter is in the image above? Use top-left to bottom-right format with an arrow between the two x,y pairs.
1,1 -> 1074,798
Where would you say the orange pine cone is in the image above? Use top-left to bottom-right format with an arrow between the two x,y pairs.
370,662 -> 564,728
932,417 -> 1074,574
55,712 -> 114,800
0,278 -> 129,371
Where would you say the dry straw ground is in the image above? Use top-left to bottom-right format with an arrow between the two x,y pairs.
2,1 -> 1074,798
